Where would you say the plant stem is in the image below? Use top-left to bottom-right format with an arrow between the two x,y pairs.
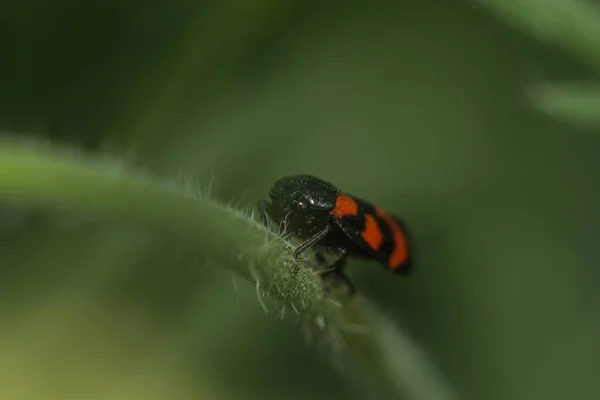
0,138 -> 456,400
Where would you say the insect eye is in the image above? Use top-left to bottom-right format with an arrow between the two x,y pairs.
296,200 -> 308,210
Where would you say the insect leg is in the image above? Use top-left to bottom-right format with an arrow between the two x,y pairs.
315,251 -> 327,265
322,248 -> 355,296
292,226 -> 330,259
257,199 -> 271,227
289,226 -> 330,273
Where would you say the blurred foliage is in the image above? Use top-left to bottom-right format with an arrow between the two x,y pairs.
474,0 -> 600,70
1,0 -> 600,399
528,82 -> 600,129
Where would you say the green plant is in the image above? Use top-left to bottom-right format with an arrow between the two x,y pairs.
0,138 -> 455,400
475,0 -> 600,128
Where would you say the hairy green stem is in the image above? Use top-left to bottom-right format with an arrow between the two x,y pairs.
0,138 -> 455,400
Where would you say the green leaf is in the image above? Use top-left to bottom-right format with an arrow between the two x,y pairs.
528,82 -> 600,128
474,0 -> 600,71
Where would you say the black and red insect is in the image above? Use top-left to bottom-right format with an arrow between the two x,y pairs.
258,175 -> 412,295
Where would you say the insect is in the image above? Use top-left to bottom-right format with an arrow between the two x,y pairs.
257,175 -> 412,295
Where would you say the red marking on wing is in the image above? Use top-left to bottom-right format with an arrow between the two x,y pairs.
361,213 -> 384,251
331,193 -> 358,218
375,207 -> 409,269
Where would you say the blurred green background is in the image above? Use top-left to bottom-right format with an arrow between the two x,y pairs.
1,1 -> 600,399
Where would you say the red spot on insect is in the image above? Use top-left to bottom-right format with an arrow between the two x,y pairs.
361,213 -> 383,251
375,207 -> 409,269
331,193 -> 358,218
